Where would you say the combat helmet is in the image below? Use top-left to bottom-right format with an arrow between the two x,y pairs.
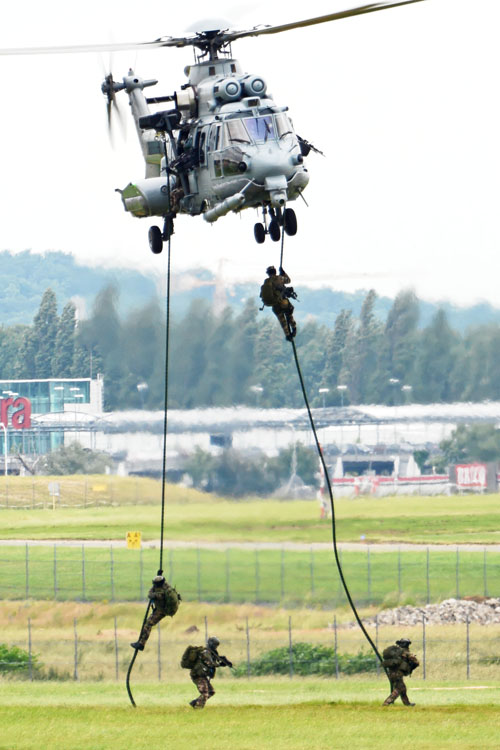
152,575 -> 165,585
207,636 -> 220,650
266,266 -> 277,276
396,638 -> 411,648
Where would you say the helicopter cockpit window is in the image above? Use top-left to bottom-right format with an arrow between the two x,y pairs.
275,113 -> 294,139
225,120 -> 251,145
244,116 -> 276,143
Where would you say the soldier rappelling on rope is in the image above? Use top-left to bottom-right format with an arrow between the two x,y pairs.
260,265 -> 298,341
130,574 -> 181,651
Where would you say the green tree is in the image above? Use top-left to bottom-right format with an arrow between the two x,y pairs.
321,310 -> 353,405
440,424 -> 500,464
413,309 -> 461,402
0,325 -> 28,379
169,301 -> 213,408
341,290 -> 382,403
33,289 -> 59,378
52,301 -> 77,378
41,442 -> 112,474
228,298 -> 258,404
375,290 -> 419,403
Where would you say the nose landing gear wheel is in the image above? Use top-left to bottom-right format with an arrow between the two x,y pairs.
269,219 -> 281,242
254,222 -> 266,244
284,208 -> 297,236
149,226 -> 163,254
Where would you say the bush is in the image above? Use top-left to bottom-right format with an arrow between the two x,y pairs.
233,642 -> 378,677
0,643 -> 41,677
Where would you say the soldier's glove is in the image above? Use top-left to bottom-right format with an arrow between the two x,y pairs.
279,266 -> 285,276
219,656 -> 233,668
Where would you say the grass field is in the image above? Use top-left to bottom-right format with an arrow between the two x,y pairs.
2,487 -> 500,545
1,680 -> 499,750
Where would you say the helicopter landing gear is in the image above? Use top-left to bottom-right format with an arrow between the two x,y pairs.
254,223 -> 266,244
283,207 -> 297,236
149,225 -> 163,254
268,218 -> 281,242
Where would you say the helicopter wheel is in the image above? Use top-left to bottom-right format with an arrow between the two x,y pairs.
148,226 -> 163,255
283,208 -> 297,236
269,219 -> 281,242
254,223 -> 266,244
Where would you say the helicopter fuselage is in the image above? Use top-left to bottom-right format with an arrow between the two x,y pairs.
116,58 -> 310,236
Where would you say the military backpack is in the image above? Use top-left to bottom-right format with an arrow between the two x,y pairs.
163,585 -> 181,616
181,645 -> 204,669
382,645 -> 402,670
260,278 -> 276,306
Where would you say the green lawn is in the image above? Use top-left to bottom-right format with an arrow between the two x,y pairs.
0,681 -> 499,750
1,492 -> 500,544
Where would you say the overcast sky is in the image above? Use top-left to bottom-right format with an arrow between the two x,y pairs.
0,0 -> 498,306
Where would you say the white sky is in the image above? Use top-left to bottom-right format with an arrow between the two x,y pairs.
0,0 -> 498,306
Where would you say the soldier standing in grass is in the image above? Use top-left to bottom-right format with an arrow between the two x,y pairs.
182,636 -> 233,708
130,574 -> 181,651
382,638 -> 419,706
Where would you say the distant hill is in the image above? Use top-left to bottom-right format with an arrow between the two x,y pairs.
1,250 -> 500,332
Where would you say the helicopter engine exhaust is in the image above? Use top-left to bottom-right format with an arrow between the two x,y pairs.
203,193 -> 246,223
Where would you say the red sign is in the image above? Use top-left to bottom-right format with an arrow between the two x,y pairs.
456,463 -> 487,489
0,397 -> 32,429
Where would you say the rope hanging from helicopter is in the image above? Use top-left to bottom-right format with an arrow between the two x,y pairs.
126,136 -> 174,708
277,231 -> 389,685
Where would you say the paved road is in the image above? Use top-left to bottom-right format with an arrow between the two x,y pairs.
1,539 -> 499,552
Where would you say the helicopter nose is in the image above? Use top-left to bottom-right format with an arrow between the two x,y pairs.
250,149 -> 299,183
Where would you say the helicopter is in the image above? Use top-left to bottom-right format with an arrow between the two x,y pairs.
0,1 -> 426,255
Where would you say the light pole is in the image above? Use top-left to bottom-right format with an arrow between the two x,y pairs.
137,382 -> 149,409
337,384 -> 348,408
0,422 -> 7,477
250,385 -> 264,408
318,387 -> 329,409
401,384 -> 413,403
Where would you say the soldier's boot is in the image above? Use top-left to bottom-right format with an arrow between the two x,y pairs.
383,689 -> 399,705
401,692 -> 415,706
189,699 -> 198,708
130,641 -> 145,651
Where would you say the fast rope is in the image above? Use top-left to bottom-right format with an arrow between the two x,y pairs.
277,227 -> 389,684
126,136 -> 174,707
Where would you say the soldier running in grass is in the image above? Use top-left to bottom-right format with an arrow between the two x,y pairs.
382,638 -> 419,706
130,575 -> 181,651
181,636 -> 233,708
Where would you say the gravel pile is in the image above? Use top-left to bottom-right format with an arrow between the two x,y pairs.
359,598 -> 500,627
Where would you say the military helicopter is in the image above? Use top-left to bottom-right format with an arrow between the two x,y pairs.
0,1 -> 425,255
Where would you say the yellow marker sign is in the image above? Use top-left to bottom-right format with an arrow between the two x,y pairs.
126,531 -> 142,549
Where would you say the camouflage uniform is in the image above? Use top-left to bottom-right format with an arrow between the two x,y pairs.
270,269 -> 297,341
382,641 -> 419,706
189,641 -> 233,709
136,579 -> 179,648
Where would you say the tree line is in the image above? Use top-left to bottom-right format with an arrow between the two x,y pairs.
1,285 -> 500,410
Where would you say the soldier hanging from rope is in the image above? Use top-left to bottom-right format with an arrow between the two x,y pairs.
130,574 -> 181,651
260,265 -> 298,341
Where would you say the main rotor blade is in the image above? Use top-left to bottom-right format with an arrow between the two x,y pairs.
0,37 -> 185,56
220,0 -> 427,43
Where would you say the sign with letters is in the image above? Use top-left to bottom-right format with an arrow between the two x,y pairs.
456,463 -> 487,489
0,397 -> 31,429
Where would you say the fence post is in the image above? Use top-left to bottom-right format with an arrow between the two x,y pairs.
31,478 -> 35,510
334,615 -> 339,679
337,549 -> 343,605
169,547 -> 173,586
246,617 -> 251,677
280,547 -> 285,601
204,615 -> 208,645
157,622 -> 162,682
310,546 -> 315,596
367,546 -> 371,604
255,548 -> 260,603
110,546 -> 115,602
53,544 -> 58,600
197,547 -> 201,602
73,618 -> 78,681
288,615 -> 293,678
81,545 -> 86,602
426,547 -> 430,605
456,547 -> 460,599
483,547 -> 488,597
225,548 -> 230,602
375,614 -> 380,677
397,547 -> 402,600
25,543 -> 29,600
422,613 -> 426,680
466,612 -> 470,680
84,476 -> 88,509
28,617 -> 33,681
114,616 -> 119,681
